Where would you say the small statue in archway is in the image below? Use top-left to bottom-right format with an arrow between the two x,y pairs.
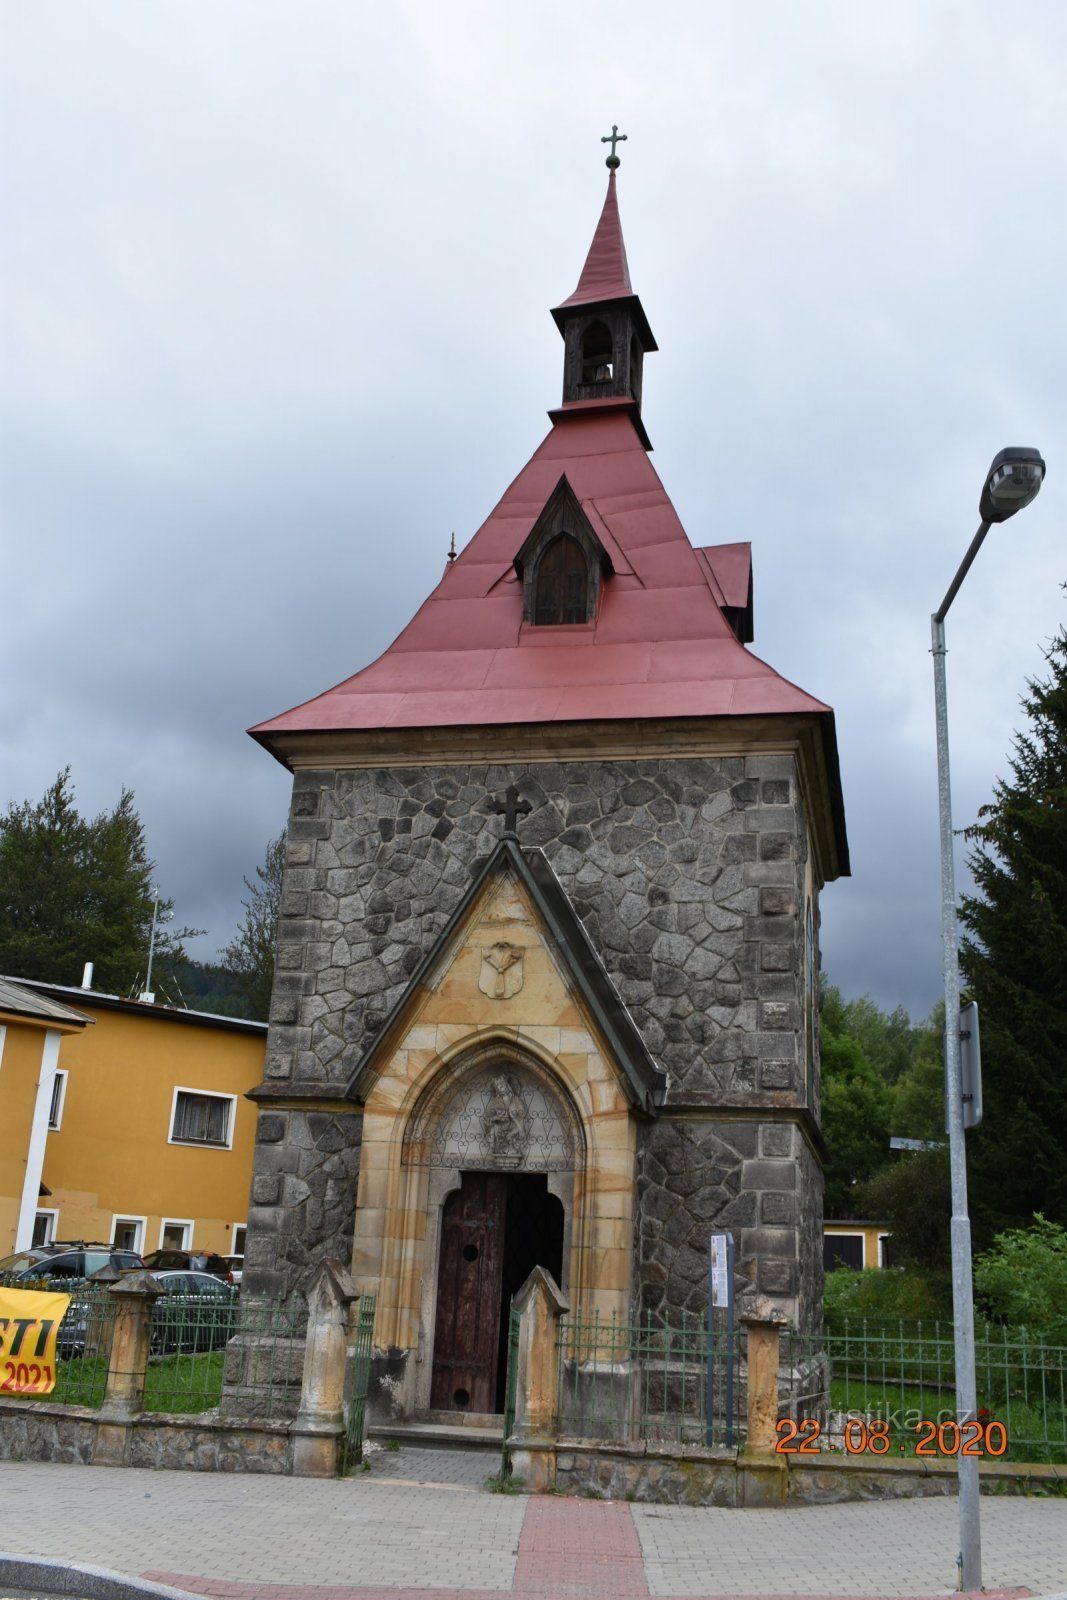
482,1073 -> 531,1159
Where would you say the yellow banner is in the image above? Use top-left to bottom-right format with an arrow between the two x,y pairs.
0,1286 -> 72,1396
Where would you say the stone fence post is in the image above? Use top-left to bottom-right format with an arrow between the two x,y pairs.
738,1301 -> 788,1506
91,1272 -> 162,1467
290,1259 -> 361,1477
507,1266 -> 568,1492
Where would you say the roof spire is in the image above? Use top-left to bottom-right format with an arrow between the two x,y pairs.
601,123 -> 627,170
557,166 -> 633,309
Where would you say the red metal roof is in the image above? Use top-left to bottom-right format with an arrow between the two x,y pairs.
556,170 -> 633,308
251,402 -> 830,743
550,172 -> 657,352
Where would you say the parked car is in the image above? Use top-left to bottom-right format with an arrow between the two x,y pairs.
142,1248 -> 234,1283
148,1270 -> 239,1355
225,1256 -> 243,1287
0,1243 -> 145,1358
0,1242 -> 144,1283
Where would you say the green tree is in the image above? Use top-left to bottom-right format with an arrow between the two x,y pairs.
959,625 -> 1067,1242
973,1215 -> 1067,1339
218,832 -> 285,1022
0,768 -> 191,992
856,1147 -> 952,1280
890,1004 -> 945,1145
820,986 -> 893,1217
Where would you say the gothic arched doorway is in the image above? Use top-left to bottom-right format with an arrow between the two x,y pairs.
407,1050 -> 581,1416
430,1170 -> 564,1413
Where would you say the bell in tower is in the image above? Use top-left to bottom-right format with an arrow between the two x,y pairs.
551,127 -> 657,415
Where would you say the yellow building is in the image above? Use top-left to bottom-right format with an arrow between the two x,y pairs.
0,975 -> 264,1262
823,1221 -> 892,1271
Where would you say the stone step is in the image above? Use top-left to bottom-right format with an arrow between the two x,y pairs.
368,1415 -> 505,1451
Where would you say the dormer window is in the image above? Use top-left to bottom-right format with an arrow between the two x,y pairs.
534,534 -> 589,625
580,321 -> 614,385
515,473 -> 613,626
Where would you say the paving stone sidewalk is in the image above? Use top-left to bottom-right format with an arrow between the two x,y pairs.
0,1454 -> 1064,1600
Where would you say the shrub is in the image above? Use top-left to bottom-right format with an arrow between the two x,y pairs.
824,1265 -> 952,1324
973,1215 -> 1067,1341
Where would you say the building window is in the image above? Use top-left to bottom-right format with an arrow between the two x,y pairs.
170,1088 -> 235,1148
232,1223 -> 247,1259
33,1210 -> 58,1247
111,1216 -> 145,1253
160,1219 -> 193,1250
823,1232 -> 864,1272
533,534 -> 590,625
47,1070 -> 68,1131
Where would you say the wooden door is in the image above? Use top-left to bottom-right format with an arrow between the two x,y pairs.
430,1173 -> 506,1412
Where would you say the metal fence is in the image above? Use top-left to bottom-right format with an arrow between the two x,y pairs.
341,1292 -> 377,1473
0,1277 -> 119,1409
789,1318 -> 1067,1464
556,1308 -> 745,1448
147,1293 -> 305,1415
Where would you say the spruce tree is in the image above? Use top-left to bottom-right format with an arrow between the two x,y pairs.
0,769 -> 191,993
219,832 -> 285,1021
959,625 -> 1067,1243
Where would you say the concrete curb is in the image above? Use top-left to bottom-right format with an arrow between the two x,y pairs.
0,1552 -> 200,1600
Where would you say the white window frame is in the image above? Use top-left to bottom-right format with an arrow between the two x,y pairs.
168,1086 -> 236,1150
824,1230 -> 866,1270
159,1218 -> 194,1251
110,1215 -> 147,1253
33,1208 -> 58,1246
877,1232 -> 892,1268
47,1068 -> 68,1131
231,1223 -> 247,1259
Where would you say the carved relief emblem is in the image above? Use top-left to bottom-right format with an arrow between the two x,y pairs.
480,1073 -> 531,1161
478,941 -> 524,1000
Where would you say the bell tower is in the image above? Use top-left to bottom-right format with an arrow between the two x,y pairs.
551,128 -> 657,417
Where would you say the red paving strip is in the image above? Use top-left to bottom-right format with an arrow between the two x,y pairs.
512,1498 -> 649,1597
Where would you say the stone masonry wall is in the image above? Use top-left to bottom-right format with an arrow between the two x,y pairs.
636,1116 -> 824,1323
247,754 -> 823,1314
244,1108 -> 362,1300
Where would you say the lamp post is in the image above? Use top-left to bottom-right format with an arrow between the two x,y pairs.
931,445 -> 1045,1592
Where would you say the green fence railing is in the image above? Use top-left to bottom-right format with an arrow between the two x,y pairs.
146,1292 -> 306,1415
500,1299 -> 521,1479
788,1317 -> 1067,1464
556,1308 -> 745,1448
342,1293 -> 377,1473
0,1278 -> 118,1409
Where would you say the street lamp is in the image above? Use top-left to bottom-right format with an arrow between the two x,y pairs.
931,445 -> 1045,1592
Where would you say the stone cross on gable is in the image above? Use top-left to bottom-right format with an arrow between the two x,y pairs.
490,784 -> 532,840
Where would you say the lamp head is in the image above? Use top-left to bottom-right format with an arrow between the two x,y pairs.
980,446 -> 1046,523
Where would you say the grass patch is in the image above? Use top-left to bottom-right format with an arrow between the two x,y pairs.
143,1348 -> 226,1413
828,1376 -> 1067,1463
485,1470 -> 525,1494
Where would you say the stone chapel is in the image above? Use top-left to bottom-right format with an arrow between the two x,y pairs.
244,154 -> 849,1421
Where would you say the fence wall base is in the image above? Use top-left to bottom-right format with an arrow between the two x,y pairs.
542,1439 -> 1066,1506
508,1437 -> 557,1492
90,1420 -> 131,1469
739,1452 -> 789,1506
0,1402 -> 296,1474
290,1420 -> 343,1478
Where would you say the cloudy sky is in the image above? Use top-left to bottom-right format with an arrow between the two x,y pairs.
2,1 -> 1063,1019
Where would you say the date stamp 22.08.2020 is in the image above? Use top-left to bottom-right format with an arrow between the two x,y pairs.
775,1416 -> 1009,1456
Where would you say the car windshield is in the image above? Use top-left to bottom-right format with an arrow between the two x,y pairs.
0,1251 -> 44,1273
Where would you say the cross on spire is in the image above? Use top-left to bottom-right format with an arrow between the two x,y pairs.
601,124 -> 627,169
490,784 -> 532,840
